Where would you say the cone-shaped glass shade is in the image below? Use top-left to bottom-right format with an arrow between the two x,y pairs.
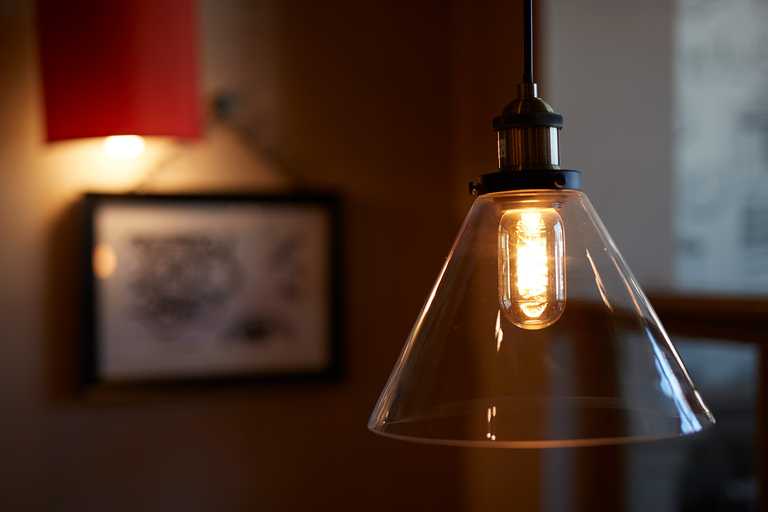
369,190 -> 714,448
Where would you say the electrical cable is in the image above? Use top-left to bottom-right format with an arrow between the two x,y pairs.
523,0 -> 534,84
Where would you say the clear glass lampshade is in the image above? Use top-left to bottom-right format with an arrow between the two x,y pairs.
369,189 -> 714,448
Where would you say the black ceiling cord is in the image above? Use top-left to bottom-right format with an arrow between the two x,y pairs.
523,0 -> 534,84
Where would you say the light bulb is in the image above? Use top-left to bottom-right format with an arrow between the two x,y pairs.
102,135 -> 145,159
498,207 -> 566,329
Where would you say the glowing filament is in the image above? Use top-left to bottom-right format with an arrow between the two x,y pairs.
498,207 -> 566,330
516,211 -> 549,318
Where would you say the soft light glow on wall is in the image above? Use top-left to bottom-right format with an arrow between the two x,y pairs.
43,137 -> 177,192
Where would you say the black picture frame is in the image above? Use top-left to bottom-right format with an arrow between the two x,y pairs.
81,192 -> 343,389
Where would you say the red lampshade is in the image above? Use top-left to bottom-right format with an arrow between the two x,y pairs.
37,0 -> 202,142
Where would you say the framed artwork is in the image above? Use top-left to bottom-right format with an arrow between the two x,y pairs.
81,192 -> 342,387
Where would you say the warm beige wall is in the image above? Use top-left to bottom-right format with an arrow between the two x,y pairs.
0,1 -> 467,510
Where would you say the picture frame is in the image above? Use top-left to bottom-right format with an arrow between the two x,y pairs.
81,192 -> 342,388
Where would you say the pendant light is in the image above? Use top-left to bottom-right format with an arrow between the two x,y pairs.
368,0 -> 715,448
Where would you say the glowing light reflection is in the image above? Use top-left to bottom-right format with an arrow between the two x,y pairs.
586,248 -> 613,312
486,404 -> 497,442
494,310 -> 504,352
648,329 -> 701,434
102,135 -> 146,159
93,243 -> 117,279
